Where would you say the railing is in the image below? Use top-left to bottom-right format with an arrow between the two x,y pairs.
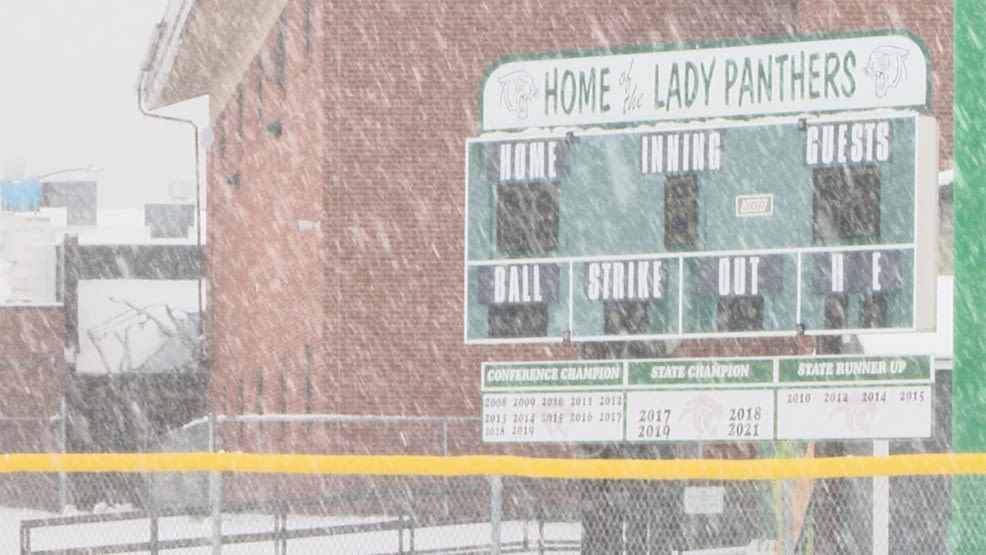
0,410 -> 65,511
20,479 -> 581,555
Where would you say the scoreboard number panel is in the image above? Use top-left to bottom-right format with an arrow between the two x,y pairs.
664,174 -> 699,249
684,254 -> 793,333
570,257 -> 681,337
465,113 -> 937,343
800,248 -> 911,331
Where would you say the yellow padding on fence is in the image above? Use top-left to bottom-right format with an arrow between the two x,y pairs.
2,453 -> 986,480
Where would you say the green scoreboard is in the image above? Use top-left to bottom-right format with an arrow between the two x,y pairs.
465,114 -> 936,342
465,31 -> 936,344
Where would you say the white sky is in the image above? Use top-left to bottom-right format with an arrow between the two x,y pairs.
0,1 -> 203,209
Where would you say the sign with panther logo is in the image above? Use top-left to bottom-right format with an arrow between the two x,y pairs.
479,31 -> 929,131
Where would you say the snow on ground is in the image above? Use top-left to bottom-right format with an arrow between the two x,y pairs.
3,505 -> 580,554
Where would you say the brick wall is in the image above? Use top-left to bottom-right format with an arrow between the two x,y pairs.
320,1 -> 794,426
0,306 -> 64,450
206,0 -> 951,455
206,0 -> 327,453
206,1 -> 790,453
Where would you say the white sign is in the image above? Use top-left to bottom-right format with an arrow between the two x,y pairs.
684,486 -> 726,515
481,32 -> 928,131
480,356 -> 933,444
776,385 -> 933,440
482,391 -> 624,443
625,389 -> 775,442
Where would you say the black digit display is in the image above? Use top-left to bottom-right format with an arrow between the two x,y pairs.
860,292 -> 888,328
603,300 -> 650,335
496,182 -> 559,254
812,165 -> 881,240
716,296 -> 764,331
846,165 -> 881,238
824,294 -> 848,329
664,174 -> 698,248
488,304 -> 548,338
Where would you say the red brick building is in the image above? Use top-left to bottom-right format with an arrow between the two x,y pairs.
139,0 -> 952,455
0,306 -> 64,507
0,307 -> 64,447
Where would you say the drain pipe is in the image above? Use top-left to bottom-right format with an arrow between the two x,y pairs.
135,79 -> 205,352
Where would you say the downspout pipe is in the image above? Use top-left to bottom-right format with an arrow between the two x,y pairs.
136,78 -> 206,362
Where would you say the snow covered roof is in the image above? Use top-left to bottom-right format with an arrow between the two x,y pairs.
138,0 -> 288,115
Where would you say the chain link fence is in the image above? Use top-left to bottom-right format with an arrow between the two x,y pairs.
9,468 -> 953,554
0,415 -> 961,554
0,413 -> 64,513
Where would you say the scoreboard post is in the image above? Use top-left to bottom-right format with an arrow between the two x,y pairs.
951,1 -> 986,550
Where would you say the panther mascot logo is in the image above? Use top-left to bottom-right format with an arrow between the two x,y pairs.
679,395 -> 724,439
864,45 -> 909,98
498,70 -> 538,120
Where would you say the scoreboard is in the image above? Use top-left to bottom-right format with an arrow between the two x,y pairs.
464,113 -> 937,342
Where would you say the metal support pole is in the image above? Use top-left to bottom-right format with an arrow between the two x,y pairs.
56,397 -> 67,512
443,418 -> 450,517
275,508 -> 287,555
208,413 -> 222,554
872,440 -> 889,555
442,418 -> 448,456
20,521 -> 30,555
782,480 -> 793,555
491,475 -> 503,555
149,505 -> 160,555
